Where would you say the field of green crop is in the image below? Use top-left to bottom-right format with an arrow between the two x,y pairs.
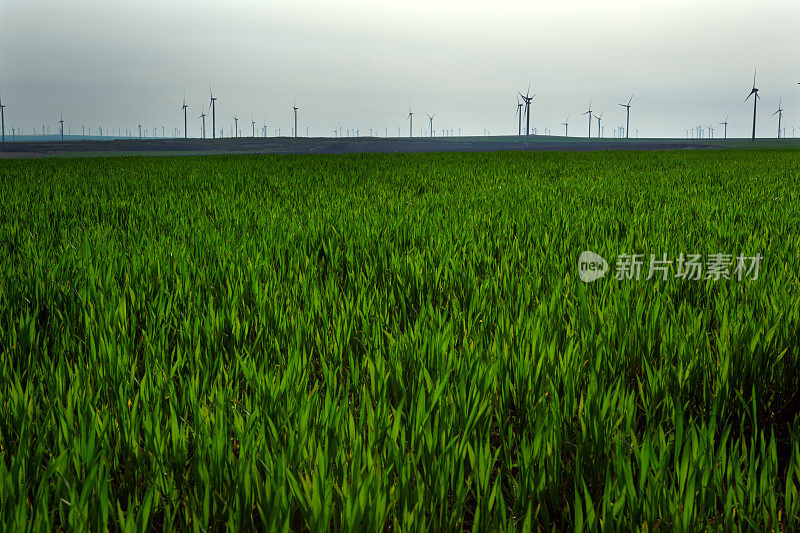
1,150 -> 799,530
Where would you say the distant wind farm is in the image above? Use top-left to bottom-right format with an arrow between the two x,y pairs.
0,73 -> 798,150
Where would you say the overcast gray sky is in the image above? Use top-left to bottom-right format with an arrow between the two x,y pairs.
2,0 -> 799,138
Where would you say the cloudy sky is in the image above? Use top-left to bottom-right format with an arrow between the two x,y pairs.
1,0 -> 799,138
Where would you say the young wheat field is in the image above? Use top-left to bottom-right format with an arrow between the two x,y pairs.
1,149 -> 800,530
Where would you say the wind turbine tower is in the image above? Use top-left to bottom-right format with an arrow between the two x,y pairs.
515,97 -> 523,137
618,94 -> 633,138
583,100 -> 593,138
595,112 -> 604,138
719,115 -> 728,140
746,71 -> 760,141
199,107 -> 206,138
426,113 -> 435,138
519,86 -> 535,140
0,92 -> 5,142
209,84 -> 218,139
233,116 -> 238,138
251,116 -> 256,137
561,116 -> 569,137
408,108 -> 413,137
182,97 -> 188,139
59,114 -> 64,141
773,98 -> 783,139
293,101 -> 298,138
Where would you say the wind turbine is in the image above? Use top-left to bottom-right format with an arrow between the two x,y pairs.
519,84 -> 535,140
251,116 -> 256,137
199,106 -> 206,138
233,115 -> 238,138
561,116 -> 569,137
745,70 -> 759,141
618,94 -> 633,138
515,96 -> 523,137
138,123 -> 142,138
426,113 -> 435,137
773,98 -> 783,139
595,112 -> 604,138
0,91 -> 5,142
408,108 -> 413,137
181,96 -> 188,138
719,115 -> 728,139
583,99 -> 593,137
59,114 -> 64,141
293,101 -> 298,138
209,84 -> 218,139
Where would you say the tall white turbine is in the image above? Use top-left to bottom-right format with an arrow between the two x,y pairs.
618,95 -> 633,139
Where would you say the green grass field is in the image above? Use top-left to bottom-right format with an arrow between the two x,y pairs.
1,150 -> 799,530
